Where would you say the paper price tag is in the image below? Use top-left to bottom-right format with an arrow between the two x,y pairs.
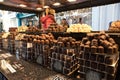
86,71 -> 101,80
27,43 -> 33,48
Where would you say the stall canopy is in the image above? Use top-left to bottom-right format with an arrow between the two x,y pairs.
0,0 -> 120,13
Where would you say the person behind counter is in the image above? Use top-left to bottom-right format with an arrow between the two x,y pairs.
79,18 -> 82,24
61,18 -> 69,32
41,8 -> 56,31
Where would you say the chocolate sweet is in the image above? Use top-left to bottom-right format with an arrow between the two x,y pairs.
91,39 -> 98,46
106,66 -> 116,74
100,34 -> 106,40
85,41 -> 91,45
91,46 -> 97,53
113,45 -> 118,53
60,54 -> 65,61
84,45 -> 90,53
98,46 -> 104,53
107,46 -> 113,54
66,56 -> 72,63
82,37 -> 88,44
109,38 -> 115,44
80,44 -> 84,51
66,42 -> 70,47
103,40 -> 112,48
105,56 -> 114,65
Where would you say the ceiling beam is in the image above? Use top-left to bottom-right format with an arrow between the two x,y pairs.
55,0 -> 120,12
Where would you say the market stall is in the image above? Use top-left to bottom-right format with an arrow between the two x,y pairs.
0,0 -> 120,80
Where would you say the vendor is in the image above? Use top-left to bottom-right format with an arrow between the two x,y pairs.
61,18 -> 69,31
79,18 -> 82,24
41,8 -> 56,31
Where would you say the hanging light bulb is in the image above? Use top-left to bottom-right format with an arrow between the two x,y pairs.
67,0 -> 76,2
53,2 -> 61,6
43,6 -> 49,8
36,7 -> 43,11
19,4 -> 27,7
0,0 -> 4,2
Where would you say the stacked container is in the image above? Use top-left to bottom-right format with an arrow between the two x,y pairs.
78,33 -> 119,80
50,37 -> 80,75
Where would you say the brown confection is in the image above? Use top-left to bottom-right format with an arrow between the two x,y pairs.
84,45 -> 90,52
98,46 -> 104,53
68,37 -> 73,41
53,40 -> 57,45
66,42 -> 70,47
105,57 -> 114,65
68,51 -> 73,56
113,45 -> 118,53
85,41 -> 91,45
66,56 -> 71,62
94,33 -> 99,39
82,37 -> 88,44
72,39 -> 76,42
100,35 -> 106,40
61,42 -> 64,47
91,46 -> 97,53
37,40 -> 41,43
58,37 -> 62,41
60,54 -> 66,61
103,40 -> 112,48
45,40 -> 49,45
62,38 -> 66,43
100,31 -> 105,35
106,66 -> 116,74
80,44 -> 84,51
91,39 -> 98,46
99,39 -> 104,45
48,33 -> 52,36
41,40 -> 44,45
71,42 -> 76,47
87,33 -> 94,40
107,46 -> 113,54
109,38 -> 115,44
33,39 -> 37,43
75,41 -> 79,47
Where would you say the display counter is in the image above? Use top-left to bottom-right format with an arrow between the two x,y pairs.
0,31 -> 120,80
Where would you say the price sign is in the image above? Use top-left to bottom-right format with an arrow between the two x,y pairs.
53,60 -> 62,72
86,70 -> 101,80
27,43 -> 33,48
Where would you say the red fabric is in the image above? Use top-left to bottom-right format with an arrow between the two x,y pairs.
41,15 -> 55,30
